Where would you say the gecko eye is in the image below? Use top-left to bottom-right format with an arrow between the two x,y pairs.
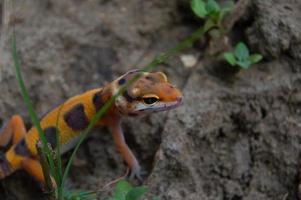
142,95 -> 159,105
143,97 -> 158,105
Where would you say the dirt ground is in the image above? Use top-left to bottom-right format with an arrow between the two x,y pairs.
0,0 -> 301,199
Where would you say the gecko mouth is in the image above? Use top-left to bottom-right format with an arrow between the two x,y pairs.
135,96 -> 183,113
153,97 -> 183,112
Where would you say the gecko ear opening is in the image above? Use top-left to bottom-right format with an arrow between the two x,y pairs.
156,72 -> 168,82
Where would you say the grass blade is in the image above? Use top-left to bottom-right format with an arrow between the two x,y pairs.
11,32 -> 57,195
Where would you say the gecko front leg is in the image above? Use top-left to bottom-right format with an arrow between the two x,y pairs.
109,120 -> 142,181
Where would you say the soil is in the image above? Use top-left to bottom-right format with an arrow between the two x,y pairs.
0,0 -> 301,200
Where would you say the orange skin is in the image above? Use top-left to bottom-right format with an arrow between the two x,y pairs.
0,70 -> 183,185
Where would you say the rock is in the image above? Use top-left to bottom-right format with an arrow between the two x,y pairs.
247,0 -> 301,62
180,54 -> 197,68
147,61 -> 301,200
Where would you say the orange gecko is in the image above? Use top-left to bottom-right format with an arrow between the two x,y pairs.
0,70 -> 183,185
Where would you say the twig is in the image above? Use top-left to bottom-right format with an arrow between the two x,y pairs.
221,0 -> 252,33
101,167 -> 130,191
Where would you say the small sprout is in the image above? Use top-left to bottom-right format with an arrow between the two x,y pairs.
191,0 -> 234,24
108,180 -> 151,200
224,42 -> 263,69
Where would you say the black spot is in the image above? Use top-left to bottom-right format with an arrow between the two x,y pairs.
128,113 -> 138,117
0,137 -> 13,152
93,91 -> 104,111
0,121 -> 13,152
118,78 -> 126,85
44,127 -> 58,149
123,91 -> 135,103
15,139 -> 31,156
0,152 -> 11,175
64,104 -> 89,131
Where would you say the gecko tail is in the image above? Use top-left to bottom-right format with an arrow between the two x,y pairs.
0,152 -> 13,179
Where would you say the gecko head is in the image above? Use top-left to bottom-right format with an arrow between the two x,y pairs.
114,70 -> 183,116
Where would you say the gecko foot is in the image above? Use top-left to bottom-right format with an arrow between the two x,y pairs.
128,164 -> 147,182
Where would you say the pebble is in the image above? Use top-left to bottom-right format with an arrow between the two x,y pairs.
180,54 -> 197,68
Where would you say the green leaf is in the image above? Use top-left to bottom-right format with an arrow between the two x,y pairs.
249,54 -> 263,64
234,42 -> 249,61
224,52 -> 237,66
114,180 -> 133,200
206,0 -> 221,14
125,187 -> 149,200
237,60 -> 252,69
191,0 -> 208,18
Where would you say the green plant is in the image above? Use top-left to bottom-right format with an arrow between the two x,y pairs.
107,180 -> 160,200
224,42 -> 263,69
191,0 -> 234,25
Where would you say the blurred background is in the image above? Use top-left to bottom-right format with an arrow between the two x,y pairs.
0,0 -> 301,200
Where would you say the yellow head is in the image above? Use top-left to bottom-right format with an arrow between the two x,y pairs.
113,70 -> 183,116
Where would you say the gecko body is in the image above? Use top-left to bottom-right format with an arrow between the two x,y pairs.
0,70 -> 183,185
